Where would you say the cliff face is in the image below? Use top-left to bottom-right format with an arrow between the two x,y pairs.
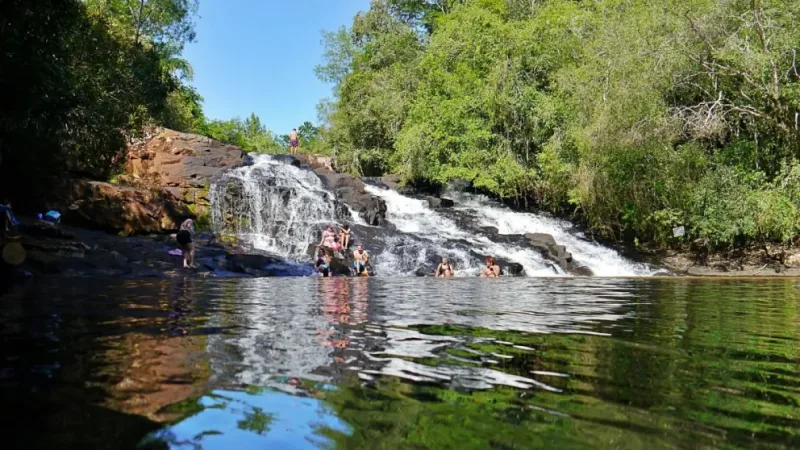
48,129 -> 245,234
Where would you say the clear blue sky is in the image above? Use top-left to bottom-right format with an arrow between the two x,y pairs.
183,0 -> 370,134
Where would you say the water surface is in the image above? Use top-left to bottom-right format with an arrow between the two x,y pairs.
1,277 -> 798,449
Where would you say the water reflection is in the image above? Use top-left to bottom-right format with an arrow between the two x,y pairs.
0,277 -> 798,449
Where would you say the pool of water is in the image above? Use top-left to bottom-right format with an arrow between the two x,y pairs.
1,277 -> 798,449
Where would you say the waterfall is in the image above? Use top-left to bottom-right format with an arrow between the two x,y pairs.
444,191 -> 654,276
209,154 -> 654,276
364,185 -> 559,276
209,154 -> 347,258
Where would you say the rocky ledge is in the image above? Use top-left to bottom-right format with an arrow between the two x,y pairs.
288,155 -> 387,226
44,129 -> 246,235
2,221 -> 311,286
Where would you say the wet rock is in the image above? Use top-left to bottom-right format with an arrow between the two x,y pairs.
571,264 -> 593,276
504,262 -> 526,277
357,195 -> 387,226
480,226 -> 500,236
415,267 -> 431,277
228,254 -> 283,276
270,155 -> 302,167
525,233 -> 557,251
523,232 -> 593,276
426,197 -> 455,208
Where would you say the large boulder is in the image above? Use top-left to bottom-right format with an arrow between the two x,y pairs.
524,232 -> 594,276
426,196 -> 455,208
45,129 -> 247,234
124,129 -> 246,219
50,179 -> 191,235
291,155 -> 388,226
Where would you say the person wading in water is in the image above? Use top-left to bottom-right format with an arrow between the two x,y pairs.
176,218 -> 196,269
352,244 -> 370,276
289,128 -> 299,155
435,257 -> 454,278
480,256 -> 501,278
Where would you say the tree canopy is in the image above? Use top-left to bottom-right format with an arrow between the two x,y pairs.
316,0 -> 800,248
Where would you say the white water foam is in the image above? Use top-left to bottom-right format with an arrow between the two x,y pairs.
447,192 -> 653,276
209,154 -> 342,258
365,185 -> 560,277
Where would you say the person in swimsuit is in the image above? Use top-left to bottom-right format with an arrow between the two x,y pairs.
318,224 -> 337,250
435,257 -> 454,278
352,244 -> 369,276
480,256 -> 501,278
289,128 -> 299,155
316,250 -> 332,277
339,224 -> 351,250
176,218 -> 196,269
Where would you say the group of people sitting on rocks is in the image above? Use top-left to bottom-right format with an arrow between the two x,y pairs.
315,223 -> 370,277
317,223 -> 351,255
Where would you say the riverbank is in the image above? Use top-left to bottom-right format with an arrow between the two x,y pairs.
5,128 -> 800,281
1,219 -> 310,284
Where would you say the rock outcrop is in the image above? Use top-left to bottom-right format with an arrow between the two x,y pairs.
425,196 -> 455,208
50,179 -> 191,235
525,232 -> 593,276
294,155 -> 387,226
125,129 -> 246,218
46,129 -> 246,235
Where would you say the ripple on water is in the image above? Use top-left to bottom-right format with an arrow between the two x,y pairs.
0,277 -> 798,449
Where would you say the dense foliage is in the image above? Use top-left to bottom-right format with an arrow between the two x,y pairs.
0,0 -> 194,185
317,0 -> 800,248
0,0 -> 314,197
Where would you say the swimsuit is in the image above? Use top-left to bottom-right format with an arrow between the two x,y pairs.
321,230 -> 336,248
176,230 -> 192,246
290,138 -> 299,148
353,251 -> 367,273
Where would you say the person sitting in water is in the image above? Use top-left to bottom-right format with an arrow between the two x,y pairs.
318,224 -> 337,250
352,243 -> 369,275
339,224 -> 351,250
175,218 -> 196,269
435,257 -> 454,278
480,256 -> 501,278
316,249 -> 332,277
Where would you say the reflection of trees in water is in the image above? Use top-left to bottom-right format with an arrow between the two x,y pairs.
1,278 -> 213,447
317,281 -> 800,450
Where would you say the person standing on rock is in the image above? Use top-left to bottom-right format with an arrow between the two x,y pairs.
176,218 -> 196,269
289,128 -> 299,155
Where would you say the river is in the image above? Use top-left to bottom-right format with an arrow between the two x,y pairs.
2,277 -> 798,449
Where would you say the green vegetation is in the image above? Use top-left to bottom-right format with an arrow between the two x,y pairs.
317,0 -> 800,249
0,0 -> 320,199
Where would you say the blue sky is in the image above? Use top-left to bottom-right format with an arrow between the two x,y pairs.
184,0 -> 370,134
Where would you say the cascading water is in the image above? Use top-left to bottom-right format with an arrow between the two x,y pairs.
364,185 -> 560,276
364,185 -> 655,277
444,191 -> 654,276
209,154 -> 348,258
209,154 -> 654,276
